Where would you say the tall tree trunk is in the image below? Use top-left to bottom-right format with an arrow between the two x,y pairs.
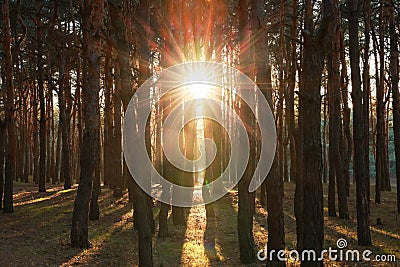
288,0 -> 297,183
237,0 -> 256,264
36,0 -> 46,193
363,0 -> 371,201
347,0 -> 372,246
33,87 -> 40,185
340,30 -> 352,197
327,17 -> 349,219
103,41 -> 113,187
389,1 -> 400,213
252,0 -> 285,265
133,0 -> 154,265
375,0 -> 385,203
109,4 -> 127,196
50,95 -> 56,184
58,50 -> 72,189
322,86 -> 328,184
112,64 -> 123,197
300,0 -> 337,265
70,0 -> 103,248
2,0 -> 17,213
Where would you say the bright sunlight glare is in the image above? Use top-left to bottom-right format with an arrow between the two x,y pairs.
188,83 -> 213,99
187,67 -> 210,82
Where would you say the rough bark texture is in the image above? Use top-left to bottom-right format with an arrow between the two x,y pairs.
112,63 -> 123,197
327,17 -> 349,219
288,0 -> 297,184
300,0 -> 337,265
36,1 -> 46,193
103,42 -> 113,187
362,0 -> 371,201
89,119 -> 101,221
57,37 -> 72,190
133,0 -> 154,265
70,0 -> 103,248
347,0 -> 372,246
375,1 -> 385,202
251,0 -> 285,266
2,0 -> 16,213
389,2 -> 400,213
339,30 -> 351,197
0,121 -> 5,210
237,0 -> 256,264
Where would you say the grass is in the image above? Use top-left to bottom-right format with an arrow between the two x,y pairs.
0,182 -> 399,266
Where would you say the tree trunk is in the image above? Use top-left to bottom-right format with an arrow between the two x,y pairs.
103,41 -> 113,187
133,0 -> 154,265
295,41 -> 304,252
2,0 -> 17,213
0,120 -> 6,210
362,0 -> 371,201
23,96 -> 30,183
327,136 -> 336,217
389,2 -> 400,213
58,51 -> 72,190
54,123 -> 62,184
33,87 -> 40,185
70,0 -> 103,248
237,0 -> 256,264
36,1 -> 46,193
251,0 -> 285,265
300,0 -> 337,265
375,1 -> 385,203
90,124 -> 101,221
327,18 -> 349,219
288,0 -> 297,183
322,86 -> 328,184
347,0 -> 372,246
339,30 -> 352,197
112,64 -> 123,197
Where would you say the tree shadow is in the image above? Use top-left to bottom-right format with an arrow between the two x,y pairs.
152,204 -> 190,266
62,202 -> 138,266
0,186 -> 134,267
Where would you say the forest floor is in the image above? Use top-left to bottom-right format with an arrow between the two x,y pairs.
0,181 -> 399,267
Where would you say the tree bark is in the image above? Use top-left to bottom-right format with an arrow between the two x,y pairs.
2,0 -> 17,213
347,0 -> 372,246
327,17 -> 349,219
0,120 -> 6,210
375,1 -> 385,202
133,0 -> 154,265
362,0 -> 371,201
57,47 -> 72,190
237,0 -> 256,264
70,0 -> 103,248
300,0 -> 337,265
389,1 -> 400,213
54,123 -> 62,184
103,41 -> 113,188
288,0 -> 297,183
112,63 -> 123,197
36,0 -> 46,193
89,123 -> 101,221
339,32 -> 352,196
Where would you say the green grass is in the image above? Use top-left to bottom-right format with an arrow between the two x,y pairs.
0,182 -> 399,266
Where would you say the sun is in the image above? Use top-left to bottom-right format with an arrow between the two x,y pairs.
188,83 -> 213,99
187,67 -> 209,82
